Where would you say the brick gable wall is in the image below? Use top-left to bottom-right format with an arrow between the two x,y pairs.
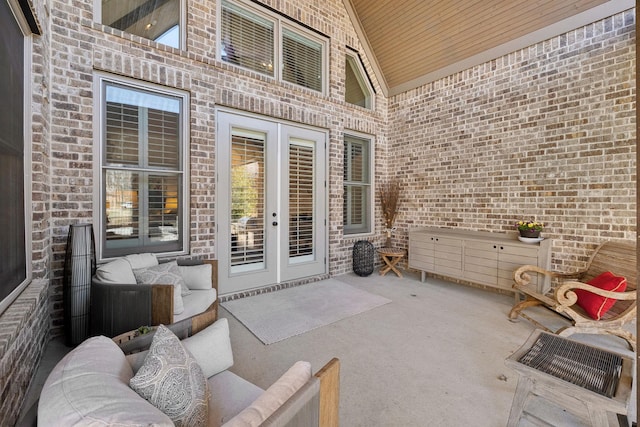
388,10 -> 636,270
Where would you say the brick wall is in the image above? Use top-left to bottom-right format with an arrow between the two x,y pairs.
388,9 -> 636,270
0,280 -> 49,426
0,2 -> 635,422
43,0 -> 387,336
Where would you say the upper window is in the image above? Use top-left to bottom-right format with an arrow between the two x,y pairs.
98,0 -> 183,49
220,0 -> 328,94
343,134 -> 372,235
96,75 -> 188,259
0,0 -> 34,315
345,53 -> 373,109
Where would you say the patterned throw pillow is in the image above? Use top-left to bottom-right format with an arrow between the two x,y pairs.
133,261 -> 190,314
129,325 -> 209,427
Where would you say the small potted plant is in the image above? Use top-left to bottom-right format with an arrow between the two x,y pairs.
515,220 -> 544,238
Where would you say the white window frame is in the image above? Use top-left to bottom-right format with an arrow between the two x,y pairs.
93,0 -> 186,50
343,132 -> 374,236
218,0 -> 329,95
93,72 -> 190,261
345,51 -> 375,110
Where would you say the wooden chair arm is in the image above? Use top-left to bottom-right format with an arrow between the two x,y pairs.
315,358 -> 340,427
513,265 -> 586,288
151,284 -> 174,326
555,280 -> 637,308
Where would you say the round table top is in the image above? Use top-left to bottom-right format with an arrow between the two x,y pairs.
377,247 -> 405,256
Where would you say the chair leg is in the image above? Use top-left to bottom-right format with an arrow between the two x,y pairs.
508,298 -> 543,321
506,376 -> 534,427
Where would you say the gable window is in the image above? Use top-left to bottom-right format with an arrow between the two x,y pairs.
0,0 -> 36,314
343,134 -> 372,235
97,0 -> 183,49
96,75 -> 188,259
220,0 -> 328,94
345,52 -> 374,109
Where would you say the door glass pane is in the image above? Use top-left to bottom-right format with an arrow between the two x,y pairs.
288,140 -> 314,261
230,131 -> 265,271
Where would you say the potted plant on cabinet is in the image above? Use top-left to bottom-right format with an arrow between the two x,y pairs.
515,220 -> 544,238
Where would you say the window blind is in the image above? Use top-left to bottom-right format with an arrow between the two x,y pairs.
282,28 -> 322,92
288,141 -> 314,258
221,0 -> 274,76
343,135 -> 371,234
230,134 -> 266,266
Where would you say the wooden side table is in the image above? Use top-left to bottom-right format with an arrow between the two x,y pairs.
505,330 -> 634,427
377,247 -> 405,278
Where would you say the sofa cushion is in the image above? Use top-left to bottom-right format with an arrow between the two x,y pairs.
125,252 -> 159,269
38,336 -> 172,426
183,318 -> 234,378
95,258 -> 137,284
175,289 -> 217,322
575,271 -> 627,320
130,324 -> 209,427
180,263 -> 213,290
133,261 -> 186,314
209,371 -> 264,427
223,361 -> 312,427
126,319 -> 233,379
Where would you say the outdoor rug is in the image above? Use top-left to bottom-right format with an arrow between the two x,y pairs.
222,278 -> 392,344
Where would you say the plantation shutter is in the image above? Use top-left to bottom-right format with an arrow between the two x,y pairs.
221,0 -> 274,76
230,132 -> 266,268
282,28 -> 322,92
288,140 -> 315,258
343,136 -> 370,234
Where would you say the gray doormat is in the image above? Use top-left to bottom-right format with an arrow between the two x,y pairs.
222,278 -> 392,344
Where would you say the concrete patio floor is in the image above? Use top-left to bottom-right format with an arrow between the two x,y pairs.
20,270 -> 637,426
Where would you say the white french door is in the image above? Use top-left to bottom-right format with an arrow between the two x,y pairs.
216,110 -> 327,294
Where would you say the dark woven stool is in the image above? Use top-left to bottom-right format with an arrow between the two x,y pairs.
353,240 -> 375,276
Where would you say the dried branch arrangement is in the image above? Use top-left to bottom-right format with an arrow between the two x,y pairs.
379,179 -> 401,229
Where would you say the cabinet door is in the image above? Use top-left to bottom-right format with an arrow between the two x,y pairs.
497,244 -> 539,290
464,240 -> 498,286
408,231 -> 435,272
433,236 -> 463,277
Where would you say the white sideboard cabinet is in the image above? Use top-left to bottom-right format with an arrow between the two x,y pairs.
408,228 -> 552,294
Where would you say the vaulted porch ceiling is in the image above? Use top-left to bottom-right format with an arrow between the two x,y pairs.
343,0 -> 634,96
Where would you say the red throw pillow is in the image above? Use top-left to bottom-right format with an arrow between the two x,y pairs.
574,271 -> 627,320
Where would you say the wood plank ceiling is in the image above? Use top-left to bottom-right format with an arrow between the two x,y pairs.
344,0 -> 633,96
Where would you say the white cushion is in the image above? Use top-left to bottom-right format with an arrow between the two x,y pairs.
223,361 -> 312,427
130,325 -> 209,426
180,263 -> 213,290
38,336 -> 172,426
209,371 -> 264,426
133,261 -> 186,315
94,258 -> 136,284
182,318 -> 234,378
127,319 -> 232,379
175,289 -> 217,322
125,252 -> 159,269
